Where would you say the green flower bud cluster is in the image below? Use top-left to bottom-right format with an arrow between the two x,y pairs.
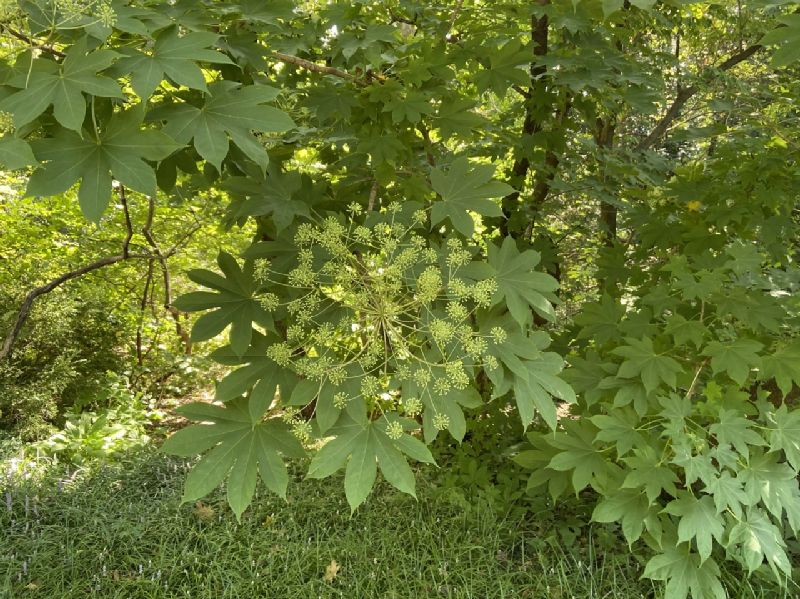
257,211 -> 500,428
56,0 -> 116,27
386,420 -> 404,440
432,413 -> 450,431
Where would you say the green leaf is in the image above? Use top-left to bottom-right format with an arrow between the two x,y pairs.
592,488 -> 650,546
643,546 -> 725,599
702,338 -> 763,385
760,14 -> 800,68
664,494 -> 724,562
767,405 -> 800,471
602,0 -> 625,17
158,81 -> 295,171
26,108 -> 179,221
612,337 -> 683,394
0,136 -> 37,169
430,157 -> 511,237
759,342 -> 800,396
308,420 -> 423,512
471,237 -> 559,327
664,314 -> 706,349
708,409 -> 765,461
162,398 -> 304,520
547,422 -> 612,492
514,352 -> 574,430
174,252 -> 273,355
575,295 -> 626,345
1,44 -> 122,131
473,39 -> 531,95
704,471 -> 749,517
225,169 -> 311,232
728,508 -> 792,577
590,409 -> 643,457
116,27 -> 232,100
621,447 -> 679,502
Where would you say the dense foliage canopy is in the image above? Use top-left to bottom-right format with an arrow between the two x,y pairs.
2,0 -> 800,596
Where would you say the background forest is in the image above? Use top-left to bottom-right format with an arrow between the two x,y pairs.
2,0 -> 800,597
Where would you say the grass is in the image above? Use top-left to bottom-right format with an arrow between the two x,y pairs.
0,445 -> 796,598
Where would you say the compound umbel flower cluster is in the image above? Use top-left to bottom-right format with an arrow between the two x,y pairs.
254,204 -> 501,429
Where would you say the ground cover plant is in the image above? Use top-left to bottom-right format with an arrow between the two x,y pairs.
2,446 -> 799,598
1,0 -> 800,597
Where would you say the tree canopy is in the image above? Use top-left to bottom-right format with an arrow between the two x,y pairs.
2,0 -> 800,596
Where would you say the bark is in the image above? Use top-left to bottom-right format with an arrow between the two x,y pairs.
594,117 -> 618,246
500,1 -> 550,236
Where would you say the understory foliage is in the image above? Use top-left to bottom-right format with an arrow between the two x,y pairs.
1,0 -> 800,596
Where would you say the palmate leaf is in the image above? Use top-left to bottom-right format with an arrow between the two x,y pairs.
759,342 -> 800,396
760,14 -> 800,68
307,417 -> 435,513
708,409 -> 766,461
0,41 -> 122,132
591,488 -> 651,546
664,494 -> 724,562
156,81 -> 295,171
702,338 -> 763,386
611,336 -> 683,394
429,157 -> 512,237
161,397 -> 305,521
0,136 -> 37,169
513,352 -> 574,430
26,107 -> 179,221
643,546 -> 726,599
224,168 -> 311,232
728,508 -> 792,578
115,26 -> 232,100
465,237 -> 559,328
473,39 -> 531,95
766,405 -> 800,471
210,331 -> 300,402
173,251 -> 275,356
547,421 -> 615,492
621,447 -> 679,502
704,471 -> 749,517
420,386 -> 482,443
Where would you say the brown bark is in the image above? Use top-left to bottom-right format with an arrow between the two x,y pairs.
500,1 -> 550,236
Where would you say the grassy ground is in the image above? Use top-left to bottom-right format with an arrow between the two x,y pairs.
0,446 -> 796,598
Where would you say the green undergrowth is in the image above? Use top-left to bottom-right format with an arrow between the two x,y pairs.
0,447 -> 793,599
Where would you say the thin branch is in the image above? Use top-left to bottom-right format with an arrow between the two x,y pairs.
636,43 -> 762,151
511,84 -> 531,99
0,24 -> 65,57
447,0 -> 465,37
268,51 -> 367,86
685,358 -> 709,401
141,197 -> 192,354
417,124 -> 436,167
0,253 -> 147,361
119,184 -> 133,259
367,180 -> 379,212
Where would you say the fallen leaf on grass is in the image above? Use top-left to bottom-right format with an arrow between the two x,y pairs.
193,501 -> 215,521
323,559 -> 340,582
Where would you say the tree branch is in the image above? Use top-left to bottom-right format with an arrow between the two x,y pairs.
141,198 -> 192,354
267,51 -> 367,86
0,253 -> 147,361
636,43 -> 762,151
0,24 -> 65,57
119,184 -> 133,259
